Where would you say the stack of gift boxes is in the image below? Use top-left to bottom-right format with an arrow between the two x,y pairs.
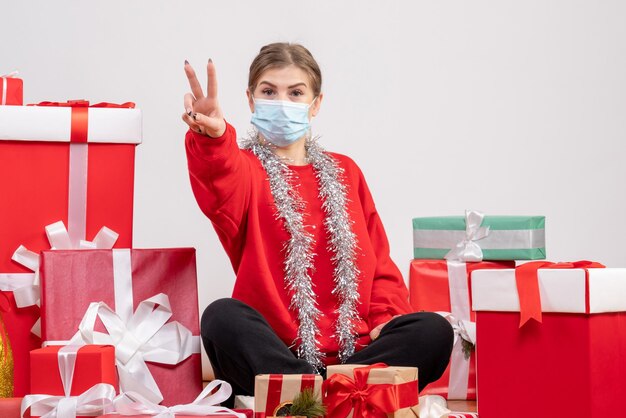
3,73 -> 626,418
0,75 -> 249,417
410,210 -> 626,418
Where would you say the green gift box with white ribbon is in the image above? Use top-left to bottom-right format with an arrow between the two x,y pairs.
412,211 -> 546,261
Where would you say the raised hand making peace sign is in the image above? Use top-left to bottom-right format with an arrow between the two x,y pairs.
182,59 -> 226,138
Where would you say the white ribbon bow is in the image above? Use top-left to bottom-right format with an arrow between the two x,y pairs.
68,293 -> 199,404
21,383 -> 116,418
113,379 -> 246,418
438,312 -> 476,347
416,395 -> 454,418
21,345 -> 116,418
4,221 -> 118,336
444,210 -> 490,262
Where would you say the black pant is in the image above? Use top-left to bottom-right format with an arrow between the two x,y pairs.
201,298 -> 453,403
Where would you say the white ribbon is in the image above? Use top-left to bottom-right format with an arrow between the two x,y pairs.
416,395 -> 453,418
437,312 -> 476,400
66,293 -> 200,404
21,345 -> 116,418
443,260 -> 474,399
4,221 -> 118,336
1,71 -> 19,105
113,380 -> 246,418
68,143 -> 88,248
444,210 -> 490,262
0,273 -> 35,292
21,383 -> 116,418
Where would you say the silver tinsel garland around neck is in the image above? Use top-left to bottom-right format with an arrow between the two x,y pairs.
240,132 -> 361,372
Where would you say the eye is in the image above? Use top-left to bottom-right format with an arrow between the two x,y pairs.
261,88 -> 275,96
290,89 -> 304,97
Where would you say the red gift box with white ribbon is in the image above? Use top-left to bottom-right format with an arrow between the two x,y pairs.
0,100 -> 141,396
409,259 -> 513,400
24,345 -> 117,418
471,262 -> 626,418
39,248 -> 202,406
30,345 -> 118,396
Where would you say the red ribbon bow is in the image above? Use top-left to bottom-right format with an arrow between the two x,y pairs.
323,363 -> 418,418
515,260 -> 605,327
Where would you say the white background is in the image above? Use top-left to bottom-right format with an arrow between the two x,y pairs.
3,1 -> 626,377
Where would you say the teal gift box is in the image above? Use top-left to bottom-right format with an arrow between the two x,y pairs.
412,214 -> 546,260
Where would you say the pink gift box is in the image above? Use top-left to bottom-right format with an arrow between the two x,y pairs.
39,248 -> 202,406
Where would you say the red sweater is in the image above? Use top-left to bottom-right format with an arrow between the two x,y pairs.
185,123 -> 413,364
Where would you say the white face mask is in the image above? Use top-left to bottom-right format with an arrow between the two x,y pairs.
251,97 -> 317,147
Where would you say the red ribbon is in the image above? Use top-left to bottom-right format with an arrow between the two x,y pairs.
27,100 -> 135,144
323,363 -> 418,418
31,100 -> 135,108
515,260 -> 605,327
265,374 -> 283,416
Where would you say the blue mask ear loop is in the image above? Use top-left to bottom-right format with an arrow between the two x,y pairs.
309,96 -> 318,117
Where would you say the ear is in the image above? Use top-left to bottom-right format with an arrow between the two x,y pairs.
310,92 -> 323,118
246,89 -> 255,112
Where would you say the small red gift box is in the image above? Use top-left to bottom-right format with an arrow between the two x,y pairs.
30,345 -> 117,395
0,398 -> 28,418
254,374 -> 323,418
39,248 -> 202,406
0,73 -> 23,105
409,259 -> 513,400
0,100 -> 140,396
471,263 -> 626,418
25,345 -> 117,418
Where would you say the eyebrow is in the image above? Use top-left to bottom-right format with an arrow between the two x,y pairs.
259,81 -> 308,89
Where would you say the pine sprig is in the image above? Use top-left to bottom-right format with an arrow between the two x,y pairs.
286,388 -> 326,418
461,338 -> 475,360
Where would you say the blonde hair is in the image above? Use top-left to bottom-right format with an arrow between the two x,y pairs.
248,43 -> 322,96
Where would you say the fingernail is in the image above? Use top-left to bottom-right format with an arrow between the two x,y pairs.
184,59 -> 189,65
192,113 -> 197,121
208,58 -> 213,64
